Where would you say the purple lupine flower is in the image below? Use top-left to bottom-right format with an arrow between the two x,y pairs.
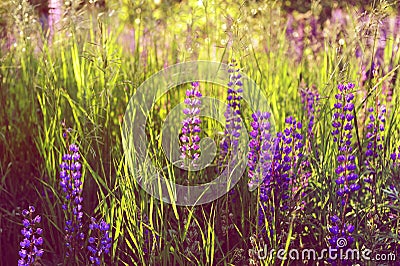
300,86 -> 320,140
389,146 -> 400,182
329,82 -> 359,254
60,143 -> 84,256
257,131 -> 281,235
280,117 -> 306,210
247,111 -> 273,190
298,87 -> 319,208
18,206 -> 44,266
254,115 -> 307,242
364,103 -> 386,189
391,146 -> 400,163
87,217 -> 112,265
219,60 -> 243,167
180,82 -> 202,167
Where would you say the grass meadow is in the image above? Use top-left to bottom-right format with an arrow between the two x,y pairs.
0,0 -> 399,265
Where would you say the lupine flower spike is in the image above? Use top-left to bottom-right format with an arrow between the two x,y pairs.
300,86 -> 320,141
249,114 -> 306,247
329,82 -> 359,263
60,142 -> 84,256
180,81 -> 202,168
247,111 -> 275,235
364,102 -> 386,198
18,206 -> 44,266
281,117 -> 308,209
272,117 -> 305,213
219,60 -> 243,168
247,111 -> 273,191
88,217 -> 112,265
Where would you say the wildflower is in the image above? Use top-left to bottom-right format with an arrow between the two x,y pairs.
252,115 -> 307,244
219,60 -> 243,168
389,146 -> 400,183
300,86 -> 320,140
60,143 -> 84,256
87,217 -> 112,265
364,102 -> 386,190
247,111 -> 272,190
248,111 -> 271,226
18,206 -> 44,266
279,116 -> 306,211
329,82 -> 359,253
180,82 -> 202,168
